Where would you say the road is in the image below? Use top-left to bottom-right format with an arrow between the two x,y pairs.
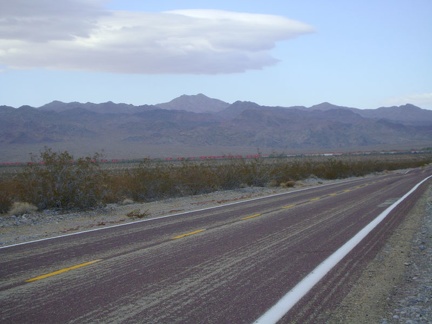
1,167 -> 431,323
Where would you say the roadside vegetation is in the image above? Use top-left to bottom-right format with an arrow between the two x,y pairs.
0,148 -> 431,214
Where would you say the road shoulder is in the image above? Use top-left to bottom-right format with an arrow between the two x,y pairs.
328,184 -> 432,323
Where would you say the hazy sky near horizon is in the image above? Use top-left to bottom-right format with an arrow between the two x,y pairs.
1,0 -> 431,109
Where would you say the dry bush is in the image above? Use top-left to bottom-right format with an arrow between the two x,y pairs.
280,180 -> 296,188
103,173 -> 134,203
174,162 -> 219,195
7,150 -> 431,212
124,160 -> 177,201
126,209 -> 149,219
0,178 -> 14,214
15,148 -> 107,210
120,198 -> 134,205
266,179 -> 279,187
213,159 -> 246,189
9,202 -> 37,215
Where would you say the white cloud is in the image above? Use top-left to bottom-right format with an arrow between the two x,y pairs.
0,1 -> 314,74
384,92 -> 432,109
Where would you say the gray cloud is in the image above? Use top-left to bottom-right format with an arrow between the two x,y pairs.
0,0 -> 108,42
0,1 -> 314,74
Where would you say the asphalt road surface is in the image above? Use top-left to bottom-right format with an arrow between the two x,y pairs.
1,167 -> 431,323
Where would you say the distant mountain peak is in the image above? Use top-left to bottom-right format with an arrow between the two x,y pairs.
397,103 -> 421,110
47,100 -> 65,105
156,93 -> 230,113
309,102 -> 350,111
38,101 -> 156,114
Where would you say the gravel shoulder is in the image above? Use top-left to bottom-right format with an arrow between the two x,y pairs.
329,184 -> 432,323
0,184 -> 307,247
1,173 -> 431,322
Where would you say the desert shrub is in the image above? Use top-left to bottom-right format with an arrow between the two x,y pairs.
267,160 -> 296,185
7,150 -> 431,211
174,161 -> 219,195
214,158 -> 247,189
280,180 -> 296,188
120,198 -> 134,205
15,148 -> 107,210
312,159 -> 353,179
0,178 -> 14,214
9,202 -> 37,215
126,209 -> 149,219
93,154 -> 431,206
226,157 -> 269,187
119,159 -> 178,201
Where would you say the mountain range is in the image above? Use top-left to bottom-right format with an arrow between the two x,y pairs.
1,94 -> 431,162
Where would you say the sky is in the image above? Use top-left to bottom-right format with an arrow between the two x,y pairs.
0,0 -> 431,109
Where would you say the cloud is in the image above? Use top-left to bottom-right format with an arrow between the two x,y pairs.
384,92 -> 432,109
0,0 -> 109,42
0,1 -> 314,74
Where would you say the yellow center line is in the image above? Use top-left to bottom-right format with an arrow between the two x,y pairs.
26,259 -> 102,283
310,197 -> 321,201
282,204 -> 296,209
344,189 -> 352,193
172,229 -> 206,240
241,213 -> 262,220
329,193 -> 338,196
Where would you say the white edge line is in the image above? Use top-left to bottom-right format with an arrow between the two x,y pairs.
253,175 -> 432,324
0,176 -> 379,250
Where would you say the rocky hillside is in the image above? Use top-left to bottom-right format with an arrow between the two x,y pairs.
1,94 -> 432,161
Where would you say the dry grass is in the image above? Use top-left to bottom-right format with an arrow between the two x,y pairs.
9,202 -> 37,216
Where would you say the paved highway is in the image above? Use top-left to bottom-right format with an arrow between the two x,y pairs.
1,167 -> 431,323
